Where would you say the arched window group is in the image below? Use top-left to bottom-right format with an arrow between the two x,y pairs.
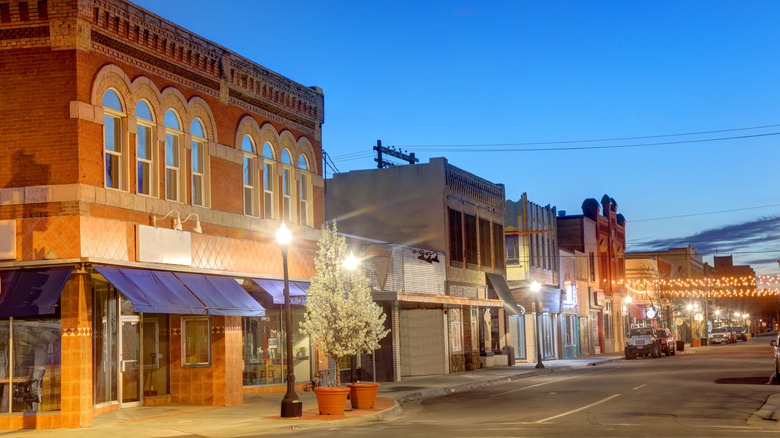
98,65 -> 315,228
98,69 -> 215,209
240,132 -> 314,227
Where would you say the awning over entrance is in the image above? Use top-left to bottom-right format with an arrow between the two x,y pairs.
485,273 -> 523,316
251,278 -> 308,305
0,266 -> 73,317
94,266 -> 207,315
175,273 -> 264,317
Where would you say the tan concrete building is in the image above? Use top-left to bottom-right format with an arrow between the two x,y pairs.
326,157 -> 508,375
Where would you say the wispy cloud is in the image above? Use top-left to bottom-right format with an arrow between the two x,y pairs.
629,215 -> 780,274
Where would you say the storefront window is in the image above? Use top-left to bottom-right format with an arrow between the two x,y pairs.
450,309 -> 463,352
242,307 -> 310,386
143,314 -> 170,396
0,315 -> 62,413
182,317 -> 210,366
93,280 -> 117,405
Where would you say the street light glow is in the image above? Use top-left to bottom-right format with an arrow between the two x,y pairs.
343,250 -> 360,270
531,281 -> 541,292
625,296 -> 633,304
276,222 -> 292,246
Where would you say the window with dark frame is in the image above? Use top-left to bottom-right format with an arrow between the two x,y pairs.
478,218 -> 491,267
448,208 -> 464,264
464,214 -> 478,265
492,222 -> 505,269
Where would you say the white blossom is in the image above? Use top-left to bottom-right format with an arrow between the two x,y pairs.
300,222 -> 389,386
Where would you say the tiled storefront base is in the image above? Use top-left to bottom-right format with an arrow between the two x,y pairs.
0,412 -> 61,429
243,383 -> 308,394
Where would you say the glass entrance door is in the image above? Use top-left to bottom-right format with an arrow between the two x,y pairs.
119,317 -> 141,406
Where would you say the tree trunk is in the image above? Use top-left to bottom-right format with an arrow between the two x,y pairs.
333,356 -> 341,387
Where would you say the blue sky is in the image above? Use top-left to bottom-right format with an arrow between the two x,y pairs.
132,1 -> 780,275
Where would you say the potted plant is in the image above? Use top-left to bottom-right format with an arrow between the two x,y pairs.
301,222 -> 389,414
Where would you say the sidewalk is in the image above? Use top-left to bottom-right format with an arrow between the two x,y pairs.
23,352 -> 638,437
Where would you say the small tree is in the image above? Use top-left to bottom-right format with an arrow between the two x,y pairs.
300,222 -> 389,387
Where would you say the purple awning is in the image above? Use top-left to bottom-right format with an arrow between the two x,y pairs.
175,273 -> 264,316
94,266 -> 207,315
251,278 -> 308,305
0,266 -> 73,317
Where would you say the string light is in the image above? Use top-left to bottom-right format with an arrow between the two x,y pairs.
613,274 -> 780,298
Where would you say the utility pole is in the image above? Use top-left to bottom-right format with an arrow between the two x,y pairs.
373,140 -> 419,168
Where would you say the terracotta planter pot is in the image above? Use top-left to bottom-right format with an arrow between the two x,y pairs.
313,386 -> 350,415
346,382 -> 380,409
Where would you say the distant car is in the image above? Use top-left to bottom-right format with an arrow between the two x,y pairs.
710,327 -> 733,344
733,326 -> 748,342
770,332 -> 780,383
654,328 -> 676,356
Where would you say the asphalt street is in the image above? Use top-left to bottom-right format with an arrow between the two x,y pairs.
284,337 -> 780,438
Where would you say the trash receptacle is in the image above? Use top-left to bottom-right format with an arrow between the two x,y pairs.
676,340 -> 685,351
700,338 -> 708,346
502,346 -> 515,366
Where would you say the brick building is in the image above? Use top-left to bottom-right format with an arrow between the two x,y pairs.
0,0 -> 324,429
558,195 -> 627,354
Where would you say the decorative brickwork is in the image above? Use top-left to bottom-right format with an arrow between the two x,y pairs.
450,352 -> 466,373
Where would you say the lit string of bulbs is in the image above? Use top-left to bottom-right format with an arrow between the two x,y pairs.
614,274 -> 780,297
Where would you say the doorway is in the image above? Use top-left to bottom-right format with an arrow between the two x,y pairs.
93,279 -> 142,408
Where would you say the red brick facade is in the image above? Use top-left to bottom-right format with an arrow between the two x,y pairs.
0,0 -> 324,429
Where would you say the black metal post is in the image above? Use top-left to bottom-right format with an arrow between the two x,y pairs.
280,245 -> 302,417
535,300 -> 545,369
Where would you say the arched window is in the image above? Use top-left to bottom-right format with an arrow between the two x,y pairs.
262,142 -> 275,219
191,118 -> 208,207
297,155 -> 311,227
242,135 -> 257,216
164,109 -> 183,202
135,100 -> 155,196
280,149 -> 293,223
102,89 -> 125,190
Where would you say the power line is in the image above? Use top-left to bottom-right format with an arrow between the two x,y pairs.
397,123 -> 780,148
398,131 -> 780,153
630,203 -> 780,223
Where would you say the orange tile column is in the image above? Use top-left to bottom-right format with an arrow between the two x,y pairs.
60,270 -> 93,428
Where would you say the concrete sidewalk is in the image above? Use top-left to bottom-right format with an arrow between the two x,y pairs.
20,352 -> 632,437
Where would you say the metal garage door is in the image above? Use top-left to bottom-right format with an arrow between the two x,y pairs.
400,309 -> 447,377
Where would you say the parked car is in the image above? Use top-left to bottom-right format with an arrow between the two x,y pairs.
770,332 -> 780,383
733,326 -> 748,342
625,327 -> 662,359
724,326 -> 738,343
710,327 -> 733,344
654,328 -> 676,356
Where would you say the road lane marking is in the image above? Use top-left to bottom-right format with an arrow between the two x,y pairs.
534,394 -> 621,423
632,384 -> 647,390
488,369 -> 608,398
489,375 -> 581,398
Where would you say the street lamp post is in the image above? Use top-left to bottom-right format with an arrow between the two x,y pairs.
687,303 -> 694,347
276,222 -> 302,418
343,251 -> 360,383
531,281 -> 544,369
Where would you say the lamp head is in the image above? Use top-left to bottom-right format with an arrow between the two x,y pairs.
625,296 -> 633,304
276,222 -> 292,246
173,216 -> 183,231
343,251 -> 360,270
530,281 -> 541,293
